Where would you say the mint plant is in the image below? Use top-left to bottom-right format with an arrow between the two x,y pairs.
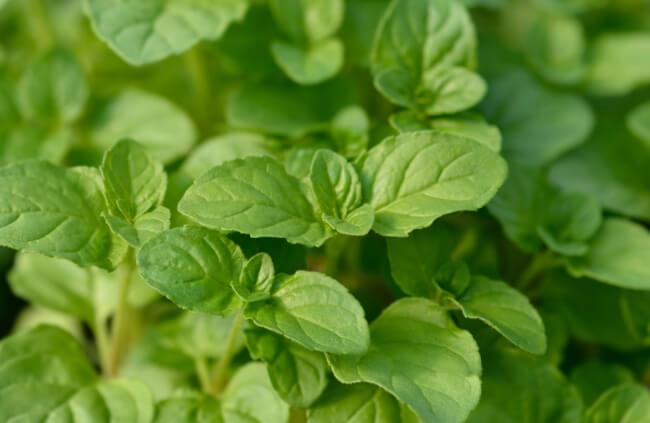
1,0 -> 650,422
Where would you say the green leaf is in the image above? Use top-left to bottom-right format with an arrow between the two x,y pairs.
234,252 -> 274,302
0,325 -> 154,423
371,0 -> 476,113
570,361 -> 635,406
457,276 -> 546,354
327,298 -> 481,423
243,270 -> 370,354
585,32 -> 650,96
179,156 -> 332,247
90,89 -> 197,163
467,347 -> 583,423
137,226 -> 245,316
0,161 -> 125,270
221,362 -> 290,423
566,218 -> 650,290
104,206 -> 171,248
549,118 -> 650,221
0,125 -> 73,166
269,0 -> 343,44
626,100 -> 650,148
84,0 -> 248,65
17,48 -> 88,123
246,328 -> 328,408
359,131 -> 507,237
481,69 -> 593,166
584,384 -> 650,423
101,139 -> 167,222
330,105 -> 369,158
271,38 -> 344,85
9,252 -> 158,323
308,382 -> 414,423
310,149 -> 374,236
154,393 -> 223,423
226,81 -> 352,138
419,67 -> 486,116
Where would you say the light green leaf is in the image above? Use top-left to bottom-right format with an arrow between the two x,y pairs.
221,362 -> 290,423
234,252 -> 274,302
584,384 -> 650,423
101,139 -> 167,222
9,252 -> 158,323
137,226 -> 245,316
481,69 -> 593,166
458,276 -> 546,354
269,0 -> 343,43
330,105 -> 369,158
308,382 -> 413,423
90,89 -> 197,163
586,32 -> 650,96
360,131 -> 507,237
0,325 -> 154,423
104,206 -> 171,248
371,0 -> 476,112
246,328 -> 328,407
271,38 -> 344,85
467,347 -> 583,423
570,361 -> 635,406
0,125 -> 73,166
244,271 -> 370,354
419,67 -> 486,116
154,393 -> 223,423
17,48 -> 88,123
321,204 -> 374,236
0,161 -> 125,270
626,100 -> 650,148
328,298 -> 481,423
567,218 -> 650,290
179,156 -> 332,247
84,0 -> 248,65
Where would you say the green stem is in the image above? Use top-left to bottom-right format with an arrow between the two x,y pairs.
28,0 -> 55,50
184,46 -> 210,130
94,314 -> 111,376
107,250 -> 133,378
195,356 -> 214,394
212,310 -> 245,395
517,250 -> 560,291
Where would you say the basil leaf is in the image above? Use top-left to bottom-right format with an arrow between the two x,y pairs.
567,218 -> 650,290
179,156 -> 332,247
90,89 -> 197,164
626,100 -> 650,148
458,276 -> 546,354
327,298 -> 481,423
330,105 -> 369,158
246,328 -> 329,408
244,271 -> 370,354
419,66 -> 486,116
17,48 -> 88,123
104,206 -> 171,248
137,226 -> 245,316
0,161 -> 125,269
584,384 -> 650,423
221,362 -> 290,423
570,361 -> 635,407
360,131 -> 507,237
269,0 -> 343,44
84,0 -> 248,65
481,69 -> 593,166
271,38 -> 344,85
233,252 -> 274,302
154,393 -> 223,423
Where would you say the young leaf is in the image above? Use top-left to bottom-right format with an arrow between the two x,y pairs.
101,139 -> 167,222
570,361 -> 636,406
457,276 -> 547,354
243,271 -> 370,354
17,48 -> 88,123
84,0 -> 248,65
419,66 -> 487,116
104,206 -> 171,248
310,149 -> 374,236
327,298 -> 481,423
0,161 -> 125,269
90,89 -> 197,163
583,384 -> 650,423
271,38 -> 344,85
221,362 -> 290,423
234,252 -> 274,302
567,218 -> 650,290
246,328 -> 329,408
154,393 -> 223,423
137,226 -> 245,316
330,105 -> 369,158
269,0 -> 344,44
360,131 -> 507,237
179,156 -> 332,247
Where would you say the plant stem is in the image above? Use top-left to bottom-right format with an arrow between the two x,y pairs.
29,0 -> 55,50
185,46 -> 210,131
94,314 -> 111,376
212,310 -> 245,395
517,250 -> 560,291
195,356 -> 214,393
107,250 -> 133,377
